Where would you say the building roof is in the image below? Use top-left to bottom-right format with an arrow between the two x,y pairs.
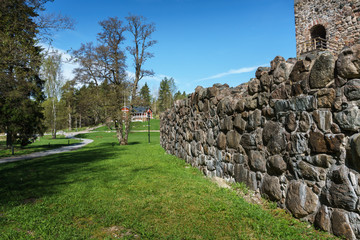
133,106 -> 149,113
122,106 -> 152,113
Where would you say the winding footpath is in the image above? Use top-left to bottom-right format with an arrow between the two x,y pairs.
0,130 -> 94,164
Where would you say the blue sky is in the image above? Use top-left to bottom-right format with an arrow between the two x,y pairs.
43,0 -> 296,96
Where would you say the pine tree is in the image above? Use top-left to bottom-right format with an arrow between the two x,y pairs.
174,90 -> 187,101
139,82 -> 151,107
158,77 -> 172,112
0,0 -> 45,146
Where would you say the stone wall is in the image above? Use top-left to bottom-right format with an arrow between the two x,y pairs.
294,0 -> 360,56
160,45 -> 360,239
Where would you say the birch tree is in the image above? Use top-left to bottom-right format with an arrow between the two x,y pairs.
42,50 -> 63,138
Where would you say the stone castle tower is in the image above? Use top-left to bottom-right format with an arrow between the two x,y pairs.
294,0 -> 360,57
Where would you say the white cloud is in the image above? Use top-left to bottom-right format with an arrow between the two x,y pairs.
126,71 -> 135,81
62,61 -> 78,81
197,65 -> 268,82
41,44 -> 79,81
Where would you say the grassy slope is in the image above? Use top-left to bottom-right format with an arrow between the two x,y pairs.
0,135 -> 80,158
0,132 -> 336,239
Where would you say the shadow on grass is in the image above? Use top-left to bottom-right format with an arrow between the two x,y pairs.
26,143 -> 75,149
0,143 -> 122,208
131,166 -> 154,173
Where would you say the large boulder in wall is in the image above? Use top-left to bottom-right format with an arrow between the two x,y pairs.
336,44 -> 360,80
263,121 -> 287,155
309,51 -> 335,89
285,181 -> 318,218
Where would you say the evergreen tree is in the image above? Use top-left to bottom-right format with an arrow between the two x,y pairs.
0,0 -> 45,146
139,82 -> 151,107
174,90 -> 187,101
174,91 -> 182,101
158,77 -> 172,112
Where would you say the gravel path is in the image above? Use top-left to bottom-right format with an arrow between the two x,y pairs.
0,130 -> 94,164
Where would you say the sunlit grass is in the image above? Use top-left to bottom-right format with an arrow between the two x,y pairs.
92,119 -> 160,132
130,119 -> 160,131
0,132 -> 337,239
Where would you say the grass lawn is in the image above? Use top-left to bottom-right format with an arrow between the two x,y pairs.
92,119 -> 160,132
0,132 -> 337,239
130,119 -> 160,131
0,135 -> 81,158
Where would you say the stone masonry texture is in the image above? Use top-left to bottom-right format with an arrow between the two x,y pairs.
294,0 -> 360,56
161,44 -> 360,239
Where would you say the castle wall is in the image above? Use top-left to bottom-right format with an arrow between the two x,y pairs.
294,0 -> 360,56
160,45 -> 360,239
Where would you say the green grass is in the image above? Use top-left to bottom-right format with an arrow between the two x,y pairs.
91,125 -> 112,132
0,132 -> 337,239
0,135 -> 81,158
130,119 -> 160,131
92,119 -> 160,132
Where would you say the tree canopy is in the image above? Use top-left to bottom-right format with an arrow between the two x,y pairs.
0,0 -> 45,146
41,50 -> 63,138
139,83 -> 151,107
0,0 -> 75,147
71,15 -> 157,145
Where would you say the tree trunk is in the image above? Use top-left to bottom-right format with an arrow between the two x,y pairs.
6,130 -> 12,149
79,114 -> 82,128
123,66 -> 140,145
68,105 -> 72,131
94,113 -> 98,125
115,119 -> 125,145
52,98 -> 57,139
123,112 -> 131,145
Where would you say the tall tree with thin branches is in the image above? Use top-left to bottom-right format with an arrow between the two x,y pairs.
124,14 -> 157,144
72,17 -> 129,144
61,79 -> 77,131
41,50 -> 63,138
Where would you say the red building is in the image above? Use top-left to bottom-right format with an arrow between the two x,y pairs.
121,106 -> 153,122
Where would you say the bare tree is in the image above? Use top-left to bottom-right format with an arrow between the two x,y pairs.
72,42 -> 102,86
72,17 -> 129,144
36,12 -> 75,44
124,14 -> 157,144
97,17 -> 128,145
70,15 -> 156,145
